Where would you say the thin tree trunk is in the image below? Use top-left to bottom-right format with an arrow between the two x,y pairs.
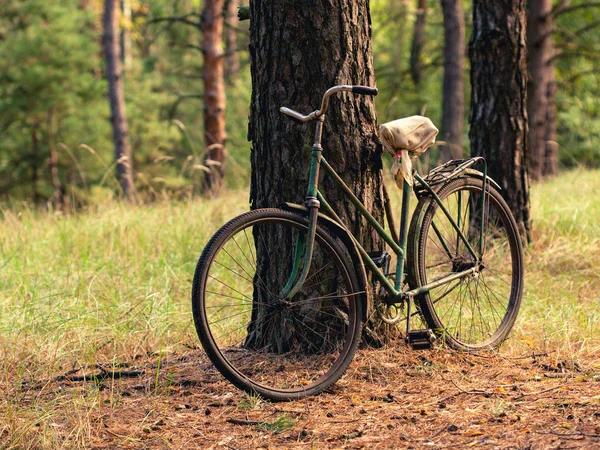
31,123 -> 40,204
224,0 -> 240,83
543,72 -> 558,176
104,0 -> 135,200
47,109 -> 62,205
202,0 -> 227,194
410,0 -> 428,86
439,0 -> 465,162
527,0 -> 553,181
249,0 -> 390,347
469,0 -> 531,242
120,0 -> 132,71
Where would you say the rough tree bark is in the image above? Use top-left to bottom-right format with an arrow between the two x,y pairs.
410,0 -> 428,86
469,0 -> 531,242
224,0 -> 240,83
439,0 -> 465,162
249,0 -> 390,345
527,0 -> 555,181
201,0 -> 227,194
103,0 -> 135,200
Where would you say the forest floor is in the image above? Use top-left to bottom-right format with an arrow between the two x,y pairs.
12,344 -> 600,449
2,169 -> 599,449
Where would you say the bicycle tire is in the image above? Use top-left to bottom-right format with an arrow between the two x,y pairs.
192,208 -> 364,401
407,176 -> 524,351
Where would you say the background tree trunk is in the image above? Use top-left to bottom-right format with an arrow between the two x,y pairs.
469,0 -> 531,242
439,0 -> 465,162
544,72 -> 558,176
31,123 -> 40,204
249,0 -> 389,345
47,108 -> 62,206
202,0 -> 227,194
120,0 -> 132,71
224,0 -> 240,84
410,0 -> 428,86
527,0 -> 554,181
103,0 -> 135,200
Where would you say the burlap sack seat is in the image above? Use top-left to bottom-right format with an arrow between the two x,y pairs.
379,116 -> 439,186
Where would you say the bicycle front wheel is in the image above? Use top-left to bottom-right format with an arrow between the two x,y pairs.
408,176 -> 524,351
192,209 -> 364,401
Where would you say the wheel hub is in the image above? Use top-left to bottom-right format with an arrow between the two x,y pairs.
452,256 -> 477,273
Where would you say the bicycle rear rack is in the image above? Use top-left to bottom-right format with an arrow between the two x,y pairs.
414,157 -> 486,196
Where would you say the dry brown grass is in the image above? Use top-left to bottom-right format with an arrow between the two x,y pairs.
3,346 -> 600,449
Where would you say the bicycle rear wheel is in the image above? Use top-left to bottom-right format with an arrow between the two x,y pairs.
192,208 -> 364,401
407,176 -> 524,351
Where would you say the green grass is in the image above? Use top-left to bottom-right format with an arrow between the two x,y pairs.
0,169 -> 598,447
0,189 -> 249,391
0,169 -> 597,365
516,169 -> 600,357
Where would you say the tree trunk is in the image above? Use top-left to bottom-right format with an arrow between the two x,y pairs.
469,0 -> 531,242
410,0 -> 428,86
103,0 -> 135,200
31,123 -> 40,204
224,0 -> 240,83
527,0 -> 553,181
249,0 -> 390,346
543,72 -> 558,176
47,108 -> 62,206
202,0 -> 227,194
439,0 -> 465,163
120,0 -> 132,71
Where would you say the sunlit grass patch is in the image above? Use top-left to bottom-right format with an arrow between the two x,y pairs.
513,169 -> 600,357
0,189 -> 249,448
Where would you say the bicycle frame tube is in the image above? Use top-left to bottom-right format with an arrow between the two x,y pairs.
316,190 -> 399,297
394,180 -> 411,290
318,157 -> 412,299
282,114 -> 484,302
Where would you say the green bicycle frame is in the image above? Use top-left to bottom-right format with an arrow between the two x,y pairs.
280,90 -> 481,304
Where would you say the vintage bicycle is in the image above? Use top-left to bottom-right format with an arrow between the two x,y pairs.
192,85 -> 524,401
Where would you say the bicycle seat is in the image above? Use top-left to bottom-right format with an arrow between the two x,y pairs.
379,116 -> 438,187
379,116 -> 438,157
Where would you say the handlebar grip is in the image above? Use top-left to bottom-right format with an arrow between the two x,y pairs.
351,86 -> 378,96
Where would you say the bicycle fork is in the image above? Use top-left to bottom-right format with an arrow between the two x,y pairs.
280,119 -> 325,299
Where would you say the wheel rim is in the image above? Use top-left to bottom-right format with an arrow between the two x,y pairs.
421,183 -> 520,348
198,216 -> 360,395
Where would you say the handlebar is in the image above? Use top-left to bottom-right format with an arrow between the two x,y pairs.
280,84 -> 378,122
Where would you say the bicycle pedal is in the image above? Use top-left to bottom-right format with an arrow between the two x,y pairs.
406,329 -> 436,350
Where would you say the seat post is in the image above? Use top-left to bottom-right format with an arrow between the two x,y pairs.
394,179 -> 412,290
